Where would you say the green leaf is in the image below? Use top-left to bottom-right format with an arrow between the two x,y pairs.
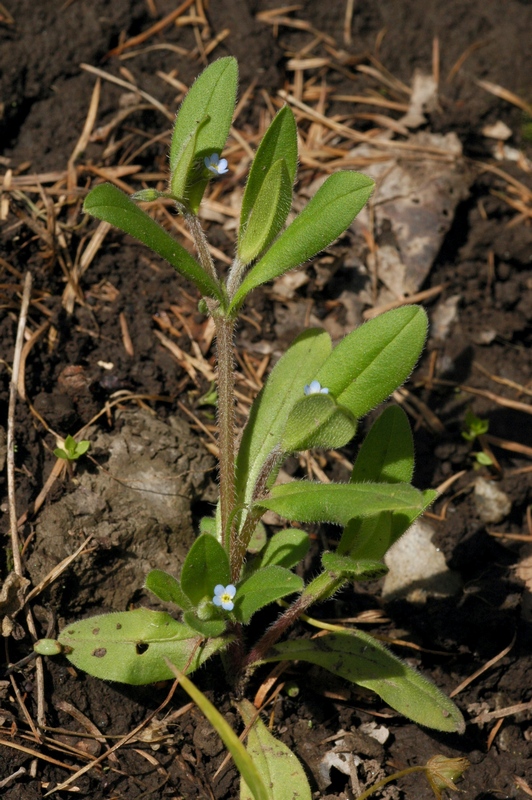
256,481 -> 427,527
230,171 -> 374,311
75,440 -> 91,456
260,528 -> 310,570
181,533 -> 230,606
315,306 -> 428,419
350,405 -> 414,484
145,569 -> 192,610
233,566 -> 303,624
238,698 -> 312,800
260,632 -> 465,733
281,393 -> 357,452
183,611 -> 227,638
169,57 -> 238,212
169,113 -> 210,201
57,608 -> 230,684
170,669 -> 269,800
321,552 -> 388,580
83,183 -> 222,301
238,158 -> 293,264
240,106 -> 298,228
235,328 -> 332,510
339,489 -> 437,560
238,106 -> 298,264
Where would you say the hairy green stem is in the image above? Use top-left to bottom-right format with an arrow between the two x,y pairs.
242,572 -> 346,669
185,212 -> 219,284
213,314 -> 236,552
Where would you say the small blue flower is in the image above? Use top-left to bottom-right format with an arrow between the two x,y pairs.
304,380 -> 329,396
213,584 -> 236,611
204,153 -> 229,176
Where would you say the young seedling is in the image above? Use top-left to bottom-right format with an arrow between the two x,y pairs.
35,57 -> 464,798
53,434 -> 90,462
462,408 -> 493,466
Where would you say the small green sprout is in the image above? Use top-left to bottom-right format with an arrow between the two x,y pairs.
462,409 -> 493,466
53,435 -> 90,461
462,408 -> 489,442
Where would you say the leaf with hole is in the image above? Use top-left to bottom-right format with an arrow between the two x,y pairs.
56,608 -> 230,684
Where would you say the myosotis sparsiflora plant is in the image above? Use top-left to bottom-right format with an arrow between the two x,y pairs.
35,58 -> 464,797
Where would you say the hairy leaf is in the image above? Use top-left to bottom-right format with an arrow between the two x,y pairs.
230,172 -> 374,311
260,528 -> 310,570
315,306 -> 427,418
281,393 -> 357,452
261,632 -> 465,733
235,328 -> 331,511
238,158 -> 293,264
181,533 -> 231,606
83,184 -> 222,300
56,608 -> 229,684
234,566 -> 303,624
145,569 -> 192,610
238,698 -> 312,800
351,405 -> 415,484
321,552 -> 388,580
169,57 -> 237,212
256,481 -> 427,527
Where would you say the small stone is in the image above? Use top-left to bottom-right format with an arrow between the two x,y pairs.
382,520 -> 462,603
473,477 -> 511,524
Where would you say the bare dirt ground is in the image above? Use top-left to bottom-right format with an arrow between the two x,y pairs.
1,1 -> 532,798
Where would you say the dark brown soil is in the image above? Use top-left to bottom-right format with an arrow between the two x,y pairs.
2,1 -> 532,798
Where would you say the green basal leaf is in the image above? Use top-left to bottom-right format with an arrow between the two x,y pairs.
235,328 -> 332,511
260,632 -> 465,733
260,528 -> 310,570
321,552 -> 388,580
281,393 -> 357,452
83,184 -> 222,301
256,481 -> 427,527
181,533 -> 231,606
170,669 -> 269,800
230,171 -> 374,312
350,405 -> 414,485
75,440 -> 90,456
169,57 -> 238,212
240,106 -> 297,230
233,566 -> 303,624
238,698 -> 312,800
183,611 -> 227,638
145,569 -> 192,610
56,608 -> 230,685
315,306 -> 428,419
238,158 -> 292,264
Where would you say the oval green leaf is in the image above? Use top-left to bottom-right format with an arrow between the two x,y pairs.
315,305 -> 428,418
350,405 -> 414,484
281,393 -> 357,452
230,171 -> 374,312
57,608 -> 230,684
181,533 -> 231,606
233,566 -> 303,624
